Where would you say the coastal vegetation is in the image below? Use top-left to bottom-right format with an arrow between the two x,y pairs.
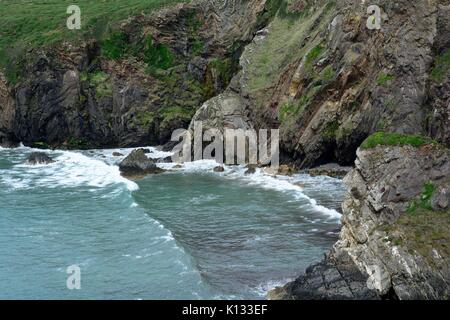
361,132 -> 437,150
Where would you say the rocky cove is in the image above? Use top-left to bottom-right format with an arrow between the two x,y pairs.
0,0 -> 449,300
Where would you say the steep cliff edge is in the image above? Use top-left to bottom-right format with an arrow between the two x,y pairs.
269,138 -> 449,299
0,0 -> 267,149
190,0 -> 449,168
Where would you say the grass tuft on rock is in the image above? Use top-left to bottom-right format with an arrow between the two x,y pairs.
430,51 -> 450,83
407,182 -> 437,214
361,132 -> 437,150
377,72 -> 394,86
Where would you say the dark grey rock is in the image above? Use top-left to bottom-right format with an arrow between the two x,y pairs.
26,152 -> 55,165
244,164 -> 257,175
119,149 -> 164,177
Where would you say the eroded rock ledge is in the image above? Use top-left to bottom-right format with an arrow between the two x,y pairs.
270,144 -> 450,300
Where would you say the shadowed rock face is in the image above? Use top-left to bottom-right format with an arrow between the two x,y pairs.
0,0 -> 267,149
119,149 -> 164,177
270,143 -> 450,300
224,0 -> 449,168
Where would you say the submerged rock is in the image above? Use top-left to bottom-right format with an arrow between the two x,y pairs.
112,152 -> 123,157
307,164 -> 352,179
278,165 -> 295,176
244,164 -> 257,175
213,166 -> 225,172
119,149 -> 164,178
26,152 -> 55,165
157,156 -> 173,164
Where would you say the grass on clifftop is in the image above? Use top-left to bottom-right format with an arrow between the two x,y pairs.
0,0 -> 187,80
361,132 -> 437,150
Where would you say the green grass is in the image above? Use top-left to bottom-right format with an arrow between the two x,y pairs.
143,36 -> 175,72
320,65 -> 335,81
100,32 -> 128,60
430,51 -> 450,83
407,182 -> 437,213
245,2 -> 334,92
361,132 -> 437,150
382,207 -> 450,267
66,137 -> 89,149
323,120 -> 339,139
90,71 -> 112,97
0,0 -> 187,80
305,44 -> 324,66
136,111 -> 156,127
278,102 -> 297,122
377,72 -> 394,86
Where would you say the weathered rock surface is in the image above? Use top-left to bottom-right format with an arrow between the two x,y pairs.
26,152 -> 55,165
119,149 -> 164,177
307,163 -> 352,179
271,144 -> 450,300
231,0 -> 450,168
0,0 -> 267,149
188,91 -> 253,133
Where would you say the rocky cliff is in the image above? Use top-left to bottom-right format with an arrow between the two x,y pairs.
0,0 -> 267,149
0,0 -> 449,300
201,0 -> 450,168
269,140 -> 449,299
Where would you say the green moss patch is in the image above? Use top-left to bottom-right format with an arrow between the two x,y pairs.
377,72 -> 394,86
381,208 -> 450,267
430,51 -> 450,83
90,71 -> 112,97
361,132 -> 437,150
0,0 -> 187,82
100,32 -> 128,60
143,37 -> 176,73
407,182 -> 437,214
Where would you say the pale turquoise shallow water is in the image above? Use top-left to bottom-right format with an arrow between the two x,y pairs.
0,146 -> 344,299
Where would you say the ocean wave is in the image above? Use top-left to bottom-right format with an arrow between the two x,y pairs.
156,159 -> 342,220
223,165 -> 342,220
2,148 -> 138,192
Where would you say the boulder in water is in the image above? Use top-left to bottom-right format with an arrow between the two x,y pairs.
213,166 -> 225,172
119,149 -> 165,178
26,152 -> 55,165
244,164 -> 257,175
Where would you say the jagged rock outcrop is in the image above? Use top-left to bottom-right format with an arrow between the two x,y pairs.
119,149 -> 164,177
216,0 -> 449,168
0,0 -> 267,149
26,152 -> 55,165
270,142 -> 450,300
188,91 -> 253,132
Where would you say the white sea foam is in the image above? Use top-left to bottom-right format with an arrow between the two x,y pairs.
221,165 -> 342,220
253,278 -> 295,297
159,159 -> 342,220
3,149 -> 138,191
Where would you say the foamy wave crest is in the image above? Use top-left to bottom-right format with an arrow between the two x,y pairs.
7,150 -> 138,191
224,167 -> 342,220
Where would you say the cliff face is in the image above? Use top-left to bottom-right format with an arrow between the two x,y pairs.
270,142 -> 449,299
0,0 -> 449,300
188,0 -> 450,168
0,0 -> 267,149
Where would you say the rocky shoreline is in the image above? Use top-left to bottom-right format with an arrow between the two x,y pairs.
269,143 -> 449,300
0,0 -> 449,300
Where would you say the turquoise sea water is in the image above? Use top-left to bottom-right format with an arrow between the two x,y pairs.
0,146 -> 344,299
